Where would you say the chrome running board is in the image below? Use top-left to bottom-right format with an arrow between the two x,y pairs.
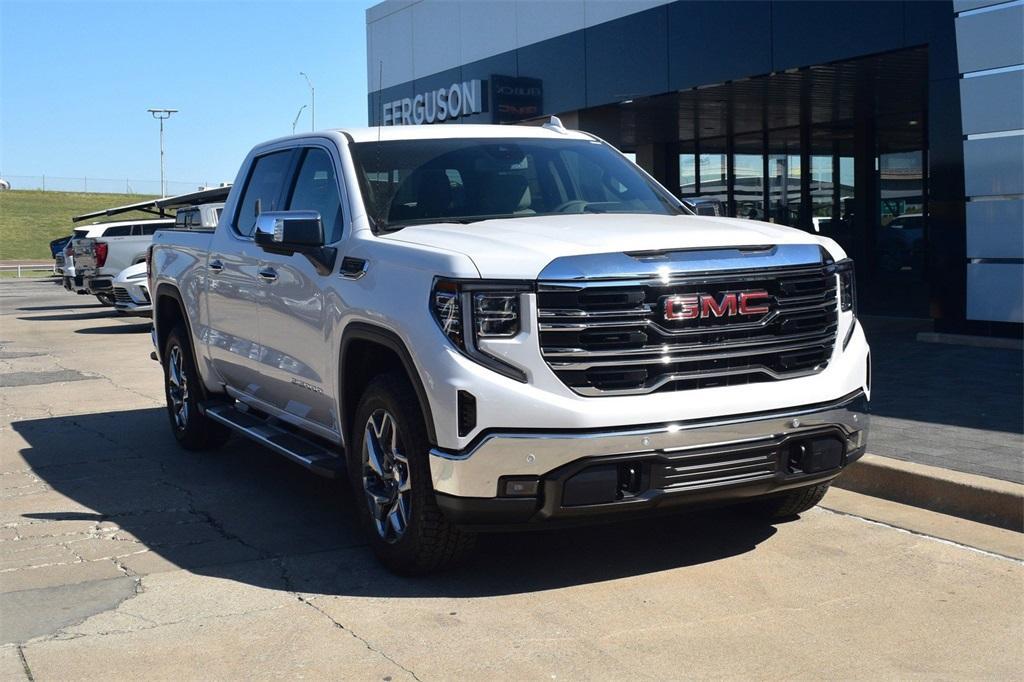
202,401 -> 346,478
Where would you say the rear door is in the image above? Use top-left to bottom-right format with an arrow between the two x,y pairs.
205,149 -> 295,395
255,145 -> 346,439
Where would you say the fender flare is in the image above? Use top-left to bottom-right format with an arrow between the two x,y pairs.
339,322 -> 438,445
153,283 -> 214,399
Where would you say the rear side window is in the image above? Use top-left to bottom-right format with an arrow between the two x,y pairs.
234,150 -> 293,236
101,225 -> 132,237
287,148 -> 344,243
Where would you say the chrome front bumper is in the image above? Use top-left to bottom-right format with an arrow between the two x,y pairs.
429,391 -> 868,500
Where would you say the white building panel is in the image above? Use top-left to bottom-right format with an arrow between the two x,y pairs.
955,4 -> 1024,73
462,1 -> 517,64
367,8 -> 415,90
516,0 -> 585,46
967,199 -> 1024,259
411,0 -> 462,79
967,263 -> 1024,322
583,0 -> 673,27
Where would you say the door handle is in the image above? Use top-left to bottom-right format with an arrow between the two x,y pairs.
257,267 -> 278,282
208,259 -> 224,273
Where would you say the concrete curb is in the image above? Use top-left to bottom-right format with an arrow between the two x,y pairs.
834,454 -> 1024,532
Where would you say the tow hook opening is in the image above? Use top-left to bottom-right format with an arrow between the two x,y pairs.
786,436 -> 845,475
562,462 -> 648,507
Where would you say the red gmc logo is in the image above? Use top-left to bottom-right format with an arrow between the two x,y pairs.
664,290 -> 771,321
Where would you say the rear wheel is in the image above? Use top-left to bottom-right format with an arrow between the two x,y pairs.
348,372 -> 475,574
163,324 -> 229,450
746,482 -> 831,518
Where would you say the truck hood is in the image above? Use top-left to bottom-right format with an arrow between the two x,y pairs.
380,213 -> 843,279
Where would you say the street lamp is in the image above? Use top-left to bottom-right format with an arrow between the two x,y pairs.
299,72 -> 315,131
147,108 -> 178,197
291,104 -> 307,134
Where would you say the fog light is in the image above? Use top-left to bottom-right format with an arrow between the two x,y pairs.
500,477 -> 539,497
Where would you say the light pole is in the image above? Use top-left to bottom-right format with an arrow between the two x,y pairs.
147,108 -> 178,197
299,72 -> 315,131
291,104 -> 307,134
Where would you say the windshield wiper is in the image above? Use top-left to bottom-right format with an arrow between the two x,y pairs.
380,218 -> 476,232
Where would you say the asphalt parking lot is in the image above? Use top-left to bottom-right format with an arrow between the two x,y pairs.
1,277 -> 1022,680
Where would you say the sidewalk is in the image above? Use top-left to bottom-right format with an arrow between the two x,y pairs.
861,316 -> 1023,484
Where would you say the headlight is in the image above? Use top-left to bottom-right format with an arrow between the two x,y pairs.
835,259 -> 856,314
431,278 -> 528,382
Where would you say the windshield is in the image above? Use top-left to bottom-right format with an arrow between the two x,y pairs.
350,137 -> 683,231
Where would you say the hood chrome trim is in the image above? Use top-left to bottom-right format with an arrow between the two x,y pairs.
537,244 -> 830,282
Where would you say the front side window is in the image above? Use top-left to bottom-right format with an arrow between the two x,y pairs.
287,148 -> 344,243
350,137 -> 682,231
234,150 -> 293,236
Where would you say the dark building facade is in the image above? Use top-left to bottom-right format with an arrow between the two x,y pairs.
367,0 -> 1024,334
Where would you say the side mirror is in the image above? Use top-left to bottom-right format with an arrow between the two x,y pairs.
254,210 -> 325,251
253,210 -> 336,275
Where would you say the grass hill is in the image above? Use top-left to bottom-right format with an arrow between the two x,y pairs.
0,190 -> 160,261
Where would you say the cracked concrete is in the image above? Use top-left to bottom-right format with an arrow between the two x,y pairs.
1,277 -> 1022,679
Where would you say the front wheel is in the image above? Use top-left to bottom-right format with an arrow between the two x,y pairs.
348,372 -> 475,574
746,483 -> 831,518
162,324 -> 229,450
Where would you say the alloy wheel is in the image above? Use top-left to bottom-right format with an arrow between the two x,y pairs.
361,409 -> 412,543
167,345 -> 189,430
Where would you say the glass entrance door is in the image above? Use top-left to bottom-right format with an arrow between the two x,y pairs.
865,114 -> 928,317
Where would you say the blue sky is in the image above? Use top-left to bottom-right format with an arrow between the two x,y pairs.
1,0 -> 374,187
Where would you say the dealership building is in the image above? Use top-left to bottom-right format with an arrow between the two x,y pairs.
366,0 -> 1023,335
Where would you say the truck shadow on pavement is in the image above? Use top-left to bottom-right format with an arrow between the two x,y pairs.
17,303 -> 104,312
12,408 -> 779,597
74,323 -> 152,335
16,310 -> 120,322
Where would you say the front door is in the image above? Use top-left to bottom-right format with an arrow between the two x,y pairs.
205,148 -> 294,396
256,146 -> 346,439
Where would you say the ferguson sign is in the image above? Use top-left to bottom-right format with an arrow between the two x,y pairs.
382,80 -> 483,126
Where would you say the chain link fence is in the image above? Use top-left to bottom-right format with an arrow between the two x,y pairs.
0,174 -> 208,196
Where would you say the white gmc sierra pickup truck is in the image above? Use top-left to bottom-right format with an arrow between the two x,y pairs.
150,122 -> 870,573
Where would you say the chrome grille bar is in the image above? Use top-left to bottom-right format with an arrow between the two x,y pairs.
536,252 -> 840,396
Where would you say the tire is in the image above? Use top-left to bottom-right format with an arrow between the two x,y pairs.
747,482 -> 831,519
162,324 -> 229,451
96,293 -> 114,306
348,371 -> 475,574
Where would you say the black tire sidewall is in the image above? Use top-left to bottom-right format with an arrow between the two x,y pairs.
347,372 -> 440,572
162,325 -> 207,448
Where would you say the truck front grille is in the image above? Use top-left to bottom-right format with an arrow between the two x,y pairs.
537,263 -> 839,396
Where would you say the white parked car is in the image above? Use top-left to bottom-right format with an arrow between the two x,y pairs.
173,202 -> 225,231
72,219 -> 173,305
151,123 -> 870,573
64,224 -> 116,297
111,262 -> 152,316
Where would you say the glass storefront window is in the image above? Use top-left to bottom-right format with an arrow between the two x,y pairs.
809,155 -> 833,233
679,140 -> 697,198
695,138 -> 728,215
734,133 -> 765,221
767,128 -> 801,227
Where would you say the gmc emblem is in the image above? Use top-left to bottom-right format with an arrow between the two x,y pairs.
664,290 -> 771,321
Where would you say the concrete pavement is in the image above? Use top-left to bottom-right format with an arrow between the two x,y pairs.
1,278 -> 1022,680
862,317 -> 1023,484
